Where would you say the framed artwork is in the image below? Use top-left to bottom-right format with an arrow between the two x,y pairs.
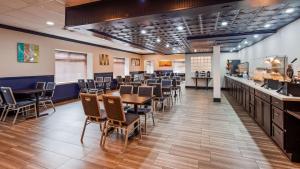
159,60 -> 172,67
17,42 -> 39,63
99,54 -> 109,65
131,58 -> 140,66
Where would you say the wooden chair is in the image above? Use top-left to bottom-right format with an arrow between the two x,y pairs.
80,93 -> 107,143
101,95 -> 141,151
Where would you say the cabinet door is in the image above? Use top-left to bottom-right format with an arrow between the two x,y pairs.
262,100 -> 271,136
255,97 -> 263,126
245,91 -> 250,112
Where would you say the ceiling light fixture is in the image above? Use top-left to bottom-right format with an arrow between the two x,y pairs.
141,30 -> 147,34
238,45 -> 241,49
254,34 -> 259,38
194,49 -> 197,52
244,41 -> 248,44
156,38 -> 161,43
264,24 -> 271,28
46,21 -> 55,26
285,8 -> 295,14
177,26 -> 184,31
166,44 -> 170,48
221,21 -> 228,26
172,47 -> 176,51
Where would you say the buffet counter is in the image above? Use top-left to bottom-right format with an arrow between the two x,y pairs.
225,75 -> 300,162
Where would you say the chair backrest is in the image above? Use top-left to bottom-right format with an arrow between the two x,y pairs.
36,82 -> 46,90
0,93 -> 4,106
104,77 -> 112,82
125,75 -> 131,82
96,77 -> 104,82
119,85 -> 133,94
86,79 -> 96,89
149,83 -> 162,98
0,87 -> 16,105
80,93 -> 105,119
78,79 -> 86,89
174,76 -> 181,81
45,82 -> 56,98
102,95 -> 126,122
147,79 -> 157,85
161,79 -> 172,87
116,76 -> 123,82
138,86 -> 153,97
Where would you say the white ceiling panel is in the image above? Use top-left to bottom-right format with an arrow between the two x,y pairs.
0,0 -> 152,54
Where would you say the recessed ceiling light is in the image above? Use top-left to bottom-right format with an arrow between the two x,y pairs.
172,47 -> 176,51
141,30 -> 147,34
264,24 -> 271,28
285,8 -> 295,14
221,21 -> 228,26
46,21 -> 55,26
166,44 -> 170,48
254,34 -> 259,38
177,26 -> 184,31
244,41 -> 248,44
156,38 -> 161,43
238,45 -> 241,48
194,49 -> 197,52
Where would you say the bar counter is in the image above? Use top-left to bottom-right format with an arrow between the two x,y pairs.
225,75 -> 300,162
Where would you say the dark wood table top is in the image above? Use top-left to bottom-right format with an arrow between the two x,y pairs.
13,89 -> 44,95
98,92 -> 153,105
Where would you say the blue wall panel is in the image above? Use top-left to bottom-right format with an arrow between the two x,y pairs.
0,75 -> 79,102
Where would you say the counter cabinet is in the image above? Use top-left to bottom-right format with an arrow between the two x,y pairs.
225,76 -> 300,162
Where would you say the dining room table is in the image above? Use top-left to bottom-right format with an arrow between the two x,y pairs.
13,88 -> 46,117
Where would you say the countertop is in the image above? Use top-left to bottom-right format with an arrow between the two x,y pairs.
225,75 -> 300,102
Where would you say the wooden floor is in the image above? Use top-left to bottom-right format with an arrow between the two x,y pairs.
0,89 -> 300,169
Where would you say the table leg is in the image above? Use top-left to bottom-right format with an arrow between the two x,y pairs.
103,82 -> 107,94
206,79 -> 209,90
195,78 -> 198,89
35,93 -> 40,117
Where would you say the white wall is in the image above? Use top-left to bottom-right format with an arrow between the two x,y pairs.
238,18 -> 300,76
0,28 -> 143,78
185,52 -> 238,87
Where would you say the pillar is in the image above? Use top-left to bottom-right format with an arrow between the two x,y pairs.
212,46 -> 221,102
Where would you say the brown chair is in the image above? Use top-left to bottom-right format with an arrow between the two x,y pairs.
80,93 -> 107,143
101,95 -> 141,151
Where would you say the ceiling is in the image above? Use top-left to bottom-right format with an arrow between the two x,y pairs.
0,0 -> 152,54
65,0 -> 300,54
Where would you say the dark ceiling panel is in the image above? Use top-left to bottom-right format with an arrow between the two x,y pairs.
65,0 -> 300,54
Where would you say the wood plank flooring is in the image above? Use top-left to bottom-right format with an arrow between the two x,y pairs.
0,89 -> 300,169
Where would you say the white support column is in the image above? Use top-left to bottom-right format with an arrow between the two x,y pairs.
212,46 -> 221,102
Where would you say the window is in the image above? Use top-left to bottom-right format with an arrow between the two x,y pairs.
113,57 -> 125,78
191,56 -> 211,72
55,51 -> 87,83
173,60 -> 185,73
145,60 -> 154,74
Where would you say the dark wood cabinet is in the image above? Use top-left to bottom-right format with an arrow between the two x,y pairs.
255,97 -> 264,126
225,76 -> 300,162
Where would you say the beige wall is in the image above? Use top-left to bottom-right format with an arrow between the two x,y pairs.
0,28 -> 143,78
142,54 -> 185,71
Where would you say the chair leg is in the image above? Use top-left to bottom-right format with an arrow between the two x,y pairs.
144,115 -> 147,134
151,112 -> 155,126
50,100 -> 56,112
139,119 -> 142,139
2,108 -> 10,122
102,122 -> 109,147
12,108 -> 20,125
123,129 -> 129,152
0,107 -> 6,121
80,117 -> 88,143
100,121 -> 107,145
34,104 -> 37,118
